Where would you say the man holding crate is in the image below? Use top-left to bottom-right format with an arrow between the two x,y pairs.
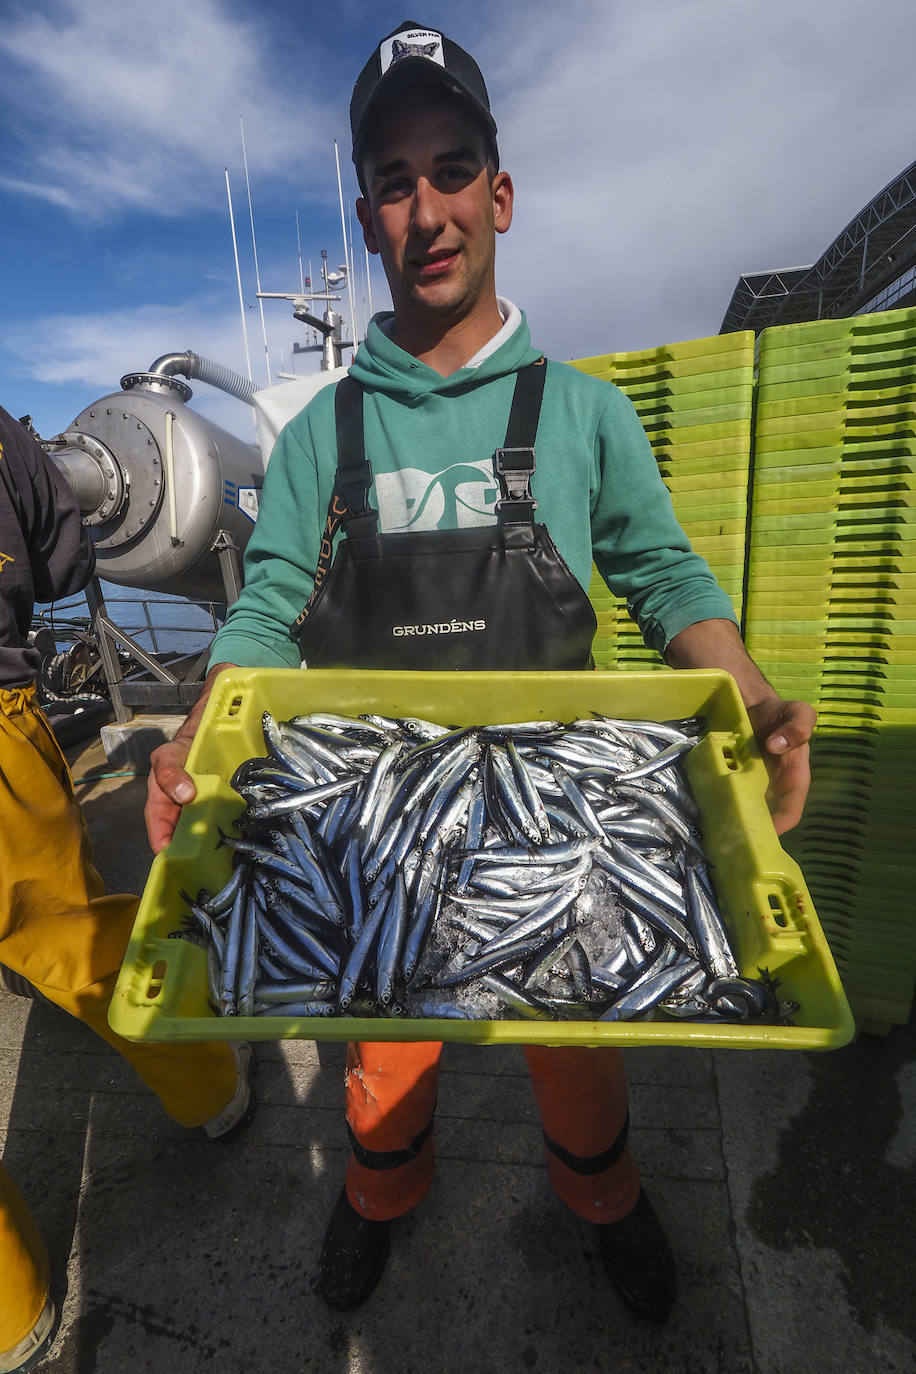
147,19 -> 815,1323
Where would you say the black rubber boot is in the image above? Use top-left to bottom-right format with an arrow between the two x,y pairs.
318,1188 -> 391,1311
596,1187 -> 677,1324
0,964 -> 48,1002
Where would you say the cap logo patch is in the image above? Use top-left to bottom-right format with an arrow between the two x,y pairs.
381,29 -> 445,73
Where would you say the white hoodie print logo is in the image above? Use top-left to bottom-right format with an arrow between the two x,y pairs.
374,460 -> 497,532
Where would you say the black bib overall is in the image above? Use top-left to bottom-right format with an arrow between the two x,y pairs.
291,360 -> 597,671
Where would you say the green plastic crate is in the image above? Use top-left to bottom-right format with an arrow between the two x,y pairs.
108,668 -> 853,1051
758,308 -> 916,352
759,357 -> 916,387
613,368 -> 752,401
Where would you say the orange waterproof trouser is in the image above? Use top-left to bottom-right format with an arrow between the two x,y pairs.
0,686 -> 239,1342
344,1040 -> 640,1225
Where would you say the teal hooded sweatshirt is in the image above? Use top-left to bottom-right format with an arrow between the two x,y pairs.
210,307 -> 736,670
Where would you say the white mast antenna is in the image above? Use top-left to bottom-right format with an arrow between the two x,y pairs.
365,242 -> 373,319
225,167 -> 253,382
334,139 -> 359,350
347,199 -> 359,340
240,115 -> 272,386
295,211 -> 306,294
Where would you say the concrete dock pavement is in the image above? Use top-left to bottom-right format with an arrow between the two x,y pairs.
0,728 -> 913,1373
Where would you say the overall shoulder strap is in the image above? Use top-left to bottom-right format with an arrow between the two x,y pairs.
495,358 -> 547,525
333,376 -> 379,554
334,377 -> 372,514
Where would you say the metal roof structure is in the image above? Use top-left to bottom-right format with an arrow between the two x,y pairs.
720,158 -> 916,333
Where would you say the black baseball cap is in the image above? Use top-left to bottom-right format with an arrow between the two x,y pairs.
350,19 -> 499,184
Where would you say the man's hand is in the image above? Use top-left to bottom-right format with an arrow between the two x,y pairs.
143,662 -> 235,854
745,696 -> 817,836
145,734 -> 196,854
665,620 -> 817,835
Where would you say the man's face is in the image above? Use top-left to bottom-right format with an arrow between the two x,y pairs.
356,87 -> 513,333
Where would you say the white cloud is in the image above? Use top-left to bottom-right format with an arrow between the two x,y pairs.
3,0 -> 915,386
0,0 -> 338,221
0,288 -> 365,441
468,0 -> 916,354
2,301 -> 251,389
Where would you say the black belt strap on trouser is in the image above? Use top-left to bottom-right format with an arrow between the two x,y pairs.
542,1110 -> 630,1176
346,1116 -> 436,1172
332,357 -> 548,549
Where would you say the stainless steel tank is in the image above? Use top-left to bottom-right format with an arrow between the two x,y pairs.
45,359 -> 264,603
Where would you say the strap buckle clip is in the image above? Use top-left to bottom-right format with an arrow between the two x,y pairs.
494,446 -> 537,517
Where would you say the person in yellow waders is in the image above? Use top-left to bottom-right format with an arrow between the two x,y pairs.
0,405 -> 254,1371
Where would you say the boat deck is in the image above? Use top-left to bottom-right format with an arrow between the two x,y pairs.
1,728 -> 914,1373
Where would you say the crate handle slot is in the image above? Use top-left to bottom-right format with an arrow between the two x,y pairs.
145,959 -> 167,1000
720,742 -> 739,772
766,892 -> 789,928
227,694 -> 243,717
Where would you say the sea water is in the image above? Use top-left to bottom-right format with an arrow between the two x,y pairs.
34,581 -> 221,659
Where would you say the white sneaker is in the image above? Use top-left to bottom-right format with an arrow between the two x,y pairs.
0,1297 -> 57,1372
201,1043 -> 256,1141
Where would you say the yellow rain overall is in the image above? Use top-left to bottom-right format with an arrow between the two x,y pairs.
0,686 -> 239,1351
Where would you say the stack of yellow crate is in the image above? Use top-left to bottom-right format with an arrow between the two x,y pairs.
571,332 -> 756,669
745,307 -> 916,1030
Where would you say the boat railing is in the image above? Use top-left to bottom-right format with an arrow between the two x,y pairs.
33,584 -> 225,722
34,591 -> 222,657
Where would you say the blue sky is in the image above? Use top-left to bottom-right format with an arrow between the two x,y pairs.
2,0 -> 915,445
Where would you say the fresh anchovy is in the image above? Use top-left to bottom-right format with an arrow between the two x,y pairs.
601,954 -> 702,1021
615,782 -> 699,845
447,909 -> 509,942
419,755 -> 479,847
255,999 -> 338,1017
245,773 -> 361,820
683,857 -> 740,980
521,928 -> 581,990
181,896 -> 226,957
190,865 -> 247,915
401,848 -> 447,984
303,712 -> 395,742
614,737 -> 697,782
481,972 -> 553,1020
255,907 -> 336,981
564,940 -> 593,1002
262,712 -> 324,779
505,737 -> 555,843
235,887 -> 260,1018
177,708 -> 788,1028
548,762 -> 606,839
399,716 -> 453,743
217,880 -> 246,1016
488,746 -> 543,845
375,867 -> 409,1006
255,978 -> 337,1003
456,837 -> 597,866
467,873 -> 588,961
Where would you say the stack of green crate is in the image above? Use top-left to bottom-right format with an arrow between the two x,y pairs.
570,332 -> 755,669
746,306 -> 916,1030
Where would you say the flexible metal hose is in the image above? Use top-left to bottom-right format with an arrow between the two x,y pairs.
147,351 -> 259,405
